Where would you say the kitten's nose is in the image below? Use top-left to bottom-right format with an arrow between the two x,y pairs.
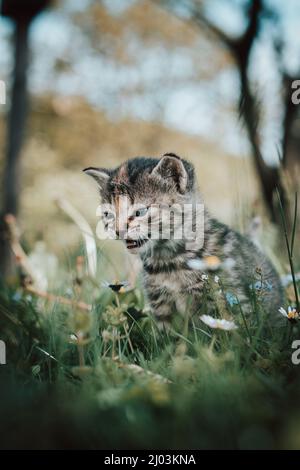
116,229 -> 127,239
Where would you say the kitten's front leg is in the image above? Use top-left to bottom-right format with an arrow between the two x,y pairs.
146,287 -> 176,328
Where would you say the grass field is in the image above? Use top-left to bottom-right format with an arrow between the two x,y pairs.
0,197 -> 299,451
0,236 -> 300,450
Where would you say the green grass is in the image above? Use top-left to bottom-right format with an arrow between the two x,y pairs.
0,261 -> 300,450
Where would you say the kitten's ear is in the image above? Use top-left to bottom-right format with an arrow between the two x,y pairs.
83,167 -> 110,189
152,153 -> 188,193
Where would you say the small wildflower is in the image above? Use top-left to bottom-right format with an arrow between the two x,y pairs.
279,306 -> 299,321
201,274 -> 208,281
187,258 -> 206,270
103,305 -> 127,326
188,256 -> 231,272
249,280 -> 273,292
203,256 -> 221,270
225,292 -> 239,307
200,314 -> 238,331
102,280 -> 129,293
214,275 -> 220,284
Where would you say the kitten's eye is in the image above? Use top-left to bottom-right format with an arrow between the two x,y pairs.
103,211 -> 114,220
135,207 -> 148,217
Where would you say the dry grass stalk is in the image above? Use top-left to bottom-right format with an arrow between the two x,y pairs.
25,284 -> 92,312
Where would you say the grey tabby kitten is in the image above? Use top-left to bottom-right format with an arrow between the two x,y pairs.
84,153 -> 284,325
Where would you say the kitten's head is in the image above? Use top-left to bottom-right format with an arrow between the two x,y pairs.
83,153 -> 196,254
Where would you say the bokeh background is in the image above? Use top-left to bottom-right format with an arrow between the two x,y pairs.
0,0 -> 299,275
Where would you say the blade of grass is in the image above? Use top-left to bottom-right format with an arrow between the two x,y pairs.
276,189 -> 299,311
56,198 -> 97,278
291,192 -> 298,257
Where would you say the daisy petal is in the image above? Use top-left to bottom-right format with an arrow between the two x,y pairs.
200,314 -> 238,331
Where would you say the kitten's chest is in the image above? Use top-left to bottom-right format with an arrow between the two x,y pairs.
146,271 -> 185,292
142,262 -> 201,297
142,265 -> 204,316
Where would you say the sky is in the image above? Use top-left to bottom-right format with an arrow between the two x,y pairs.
0,0 -> 300,165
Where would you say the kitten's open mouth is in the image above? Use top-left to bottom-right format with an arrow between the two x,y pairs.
125,239 -> 148,250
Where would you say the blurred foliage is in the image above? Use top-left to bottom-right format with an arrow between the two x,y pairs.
0,94 -> 259,255
1,0 -> 289,259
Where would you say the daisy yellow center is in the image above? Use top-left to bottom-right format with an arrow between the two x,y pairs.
204,256 -> 221,268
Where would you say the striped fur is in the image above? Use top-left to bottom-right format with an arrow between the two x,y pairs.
84,154 -> 284,326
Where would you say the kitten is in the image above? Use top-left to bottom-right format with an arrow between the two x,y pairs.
84,153 -> 284,325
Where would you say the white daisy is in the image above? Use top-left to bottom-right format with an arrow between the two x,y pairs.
278,306 -> 299,320
187,258 -> 206,270
200,314 -> 238,331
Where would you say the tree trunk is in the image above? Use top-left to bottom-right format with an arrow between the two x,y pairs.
184,0 -> 290,224
237,59 -> 289,225
0,19 -> 30,279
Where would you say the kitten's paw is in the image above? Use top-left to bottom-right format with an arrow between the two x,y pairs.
156,320 -> 172,333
